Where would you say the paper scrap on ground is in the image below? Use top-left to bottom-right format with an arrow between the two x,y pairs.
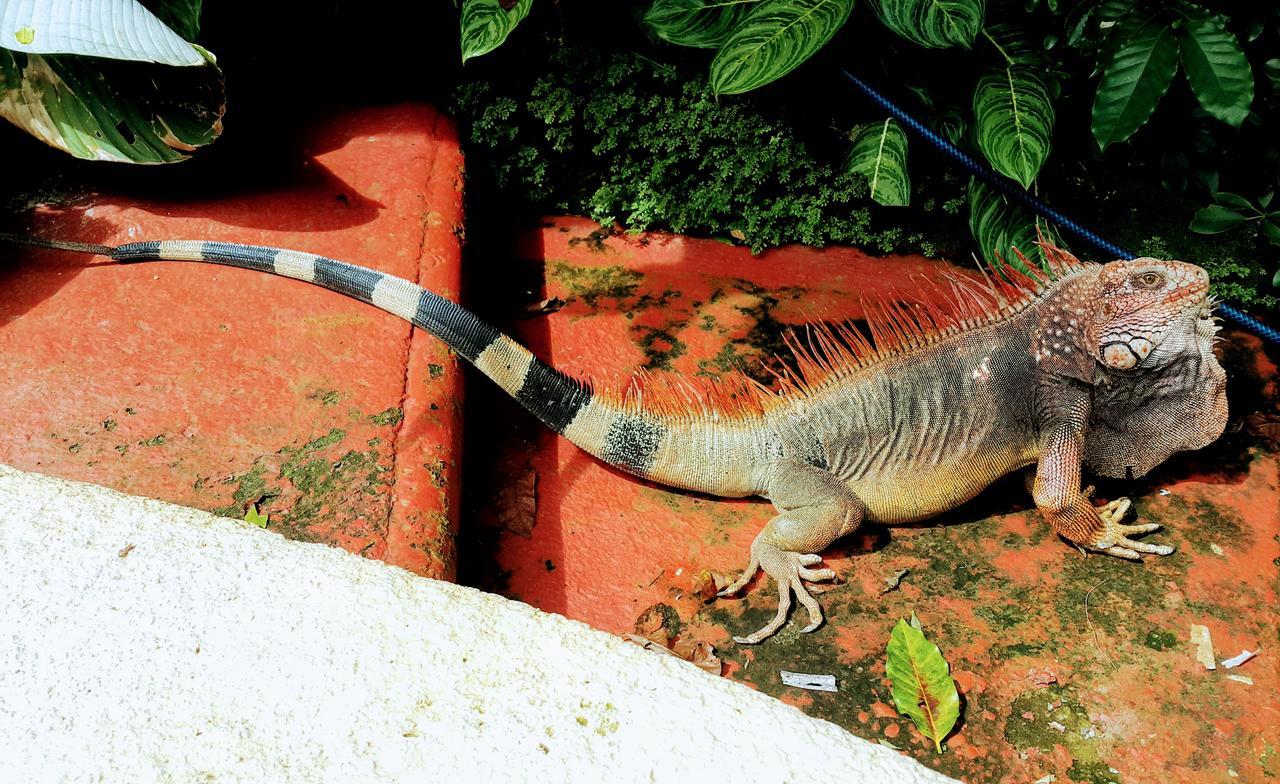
1221,649 -> 1257,669
780,671 -> 838,692
1190,624 -> 1216,670
1226,675 -> 1253,685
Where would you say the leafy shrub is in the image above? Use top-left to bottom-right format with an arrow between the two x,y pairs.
454,47 -> 962,255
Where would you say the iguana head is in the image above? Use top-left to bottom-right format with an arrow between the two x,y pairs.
1092,258 -> 1216,371
1082,258 -> 1228,478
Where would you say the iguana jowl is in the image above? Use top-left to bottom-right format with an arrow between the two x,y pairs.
19,237 -> 1228,644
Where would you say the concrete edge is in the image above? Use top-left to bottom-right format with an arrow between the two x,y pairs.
0,464 -> 960,783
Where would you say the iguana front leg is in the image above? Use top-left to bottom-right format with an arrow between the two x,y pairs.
1033,421 -> 1174,559
719,458 -> 866,644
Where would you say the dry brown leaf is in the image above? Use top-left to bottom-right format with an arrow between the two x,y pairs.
495,466 -> 537,536
1244,413 -> 1280,445
691,569 -> 731,602
673,640 -> 723,675
634,604 -> 673,645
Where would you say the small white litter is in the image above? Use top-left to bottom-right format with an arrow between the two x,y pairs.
780,671 -> 838,692
1226,675 -> 1253,685
1221,649 -> 1257,669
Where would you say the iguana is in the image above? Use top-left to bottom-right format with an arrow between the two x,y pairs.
7,235 -> 1228,644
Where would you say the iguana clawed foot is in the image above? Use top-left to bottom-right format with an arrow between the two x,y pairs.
719,541 -> 837,645
1089,497 -> 1175,560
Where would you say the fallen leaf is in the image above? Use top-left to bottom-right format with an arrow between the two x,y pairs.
885,618 -> 960,753
244,505 -> 268,528
1244,413 -> 1280,445
494,466 -> 537,536
673,640 -> 723,675
524,297 -> 565,316
691,569 -> 730,602
634,604 -> 672,645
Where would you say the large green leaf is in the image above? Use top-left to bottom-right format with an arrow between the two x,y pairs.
868,0 -> 983,49
968,178 -> 1059,269
709,0 -> 854,95
845,118 -> 910,206
885,617 -> 960,754
644,0 -> 759,49
0,0 -> 202,65
973,68 -> 1054,188
0,48 -> 223,163
1176,4 -> 1253,127
460,0 -> 532,63
1188,204 -> 1248,234
1091,9 -> 1179,149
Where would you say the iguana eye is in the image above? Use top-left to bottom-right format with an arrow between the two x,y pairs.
1136,271 -> 1164,288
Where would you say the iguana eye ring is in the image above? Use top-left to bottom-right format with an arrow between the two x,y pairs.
1136,271 -> 1164,288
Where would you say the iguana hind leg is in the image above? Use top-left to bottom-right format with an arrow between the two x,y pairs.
718,459 -> 866,645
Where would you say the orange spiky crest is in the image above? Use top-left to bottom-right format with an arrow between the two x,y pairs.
594,243 -> 1088,421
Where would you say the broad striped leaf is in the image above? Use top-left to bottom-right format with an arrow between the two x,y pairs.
868,0 -> 983,50
460,0 -> 531,63
968,178 -> 1059,269
885,618 -> 960,753
845,118 -> 910,206
1176,4 -> 1253,127
710,0 -> 854,95
973,68 -> 1054,188
1091,9 -> 1178,149
0,0 -> 202,65
644,0 -> 759,49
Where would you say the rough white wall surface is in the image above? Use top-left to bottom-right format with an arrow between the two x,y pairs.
0,465 -> 959,783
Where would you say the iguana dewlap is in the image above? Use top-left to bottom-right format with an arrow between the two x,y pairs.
27,237 -> 1229,644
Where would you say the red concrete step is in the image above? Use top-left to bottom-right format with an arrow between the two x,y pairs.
0,104 -> 464,580
469,216 -> 1279,784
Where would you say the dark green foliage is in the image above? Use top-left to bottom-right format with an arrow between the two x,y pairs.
454,48 -> 954,254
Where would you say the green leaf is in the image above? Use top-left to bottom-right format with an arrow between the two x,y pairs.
0,48 -> 224,163
1265,58 -> 1280,93
868,0 -> 983,49
1189,204 -> 1248,234
1262,220 -> 1280,249
845,118 -> 910,206
1212,191 -> 1254,212
142,0 -> 204,42
968,178 -> 1058,268
973,68 -> 1054,188
0,0 -> 203,65
244,504 -> 269,528
709,0 -> 854,95
1176,4 -> 1253,127
644,0 -> 760,49
1091,9 -> 1179,149
460,0 -> 532,63
885,618 -> 960,753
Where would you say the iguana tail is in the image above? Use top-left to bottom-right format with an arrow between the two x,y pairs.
8,236 -> 775,498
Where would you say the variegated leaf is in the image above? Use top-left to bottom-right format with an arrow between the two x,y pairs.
973,67 -> 1054,189
0,0 -> 202,65
644,0 -> 760,49
868,0 -> 983,49
0,48 -> 223,163
710,0 -> 854,95
460,0 -> 532,63
845,118 -> 910,206
968,178 -> 1059,269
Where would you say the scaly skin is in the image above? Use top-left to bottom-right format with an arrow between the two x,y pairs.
12,236 -> 1228,645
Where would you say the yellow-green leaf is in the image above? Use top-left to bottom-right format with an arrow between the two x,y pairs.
885,617 -> 960,753
460,0 -> 532,63
244,504 -> 268,528
845,118 -> 910,206
709,0 -> 853,95
973,67 -> 1054,189
868,0 -> 983,50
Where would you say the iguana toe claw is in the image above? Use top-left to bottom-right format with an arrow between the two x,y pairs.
731,549 -> 835,644
1092,510 -> 1174,560
1098,497 -> 1131,525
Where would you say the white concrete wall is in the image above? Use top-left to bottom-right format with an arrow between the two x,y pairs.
0,464 -> 958,783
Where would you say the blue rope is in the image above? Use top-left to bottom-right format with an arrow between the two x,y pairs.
839,69 -> 1280,346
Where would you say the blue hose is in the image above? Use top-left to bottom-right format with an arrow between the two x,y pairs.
839,69 -> 1280,346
